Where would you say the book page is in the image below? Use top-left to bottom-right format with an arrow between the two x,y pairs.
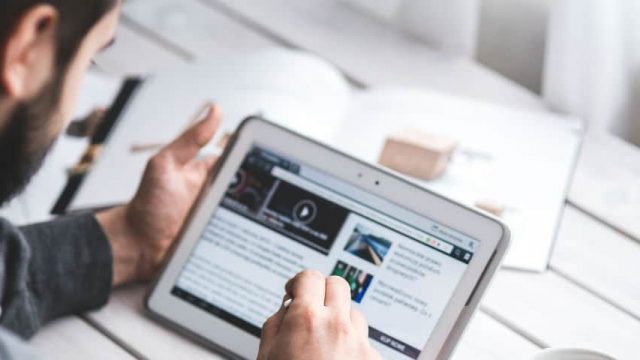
71,49 -> 350,211
332,88 -> 583,271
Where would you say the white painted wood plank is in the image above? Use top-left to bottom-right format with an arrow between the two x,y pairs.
122,0 -> 277,60
569,131 -> 640,243
201,0 -> 544,110
453,311 -> 540,360
30,317 -> 134,359
482,270 -> 640,360
87,285 -> 222,359
95,20 -> 185,76
551,205 -> 640,319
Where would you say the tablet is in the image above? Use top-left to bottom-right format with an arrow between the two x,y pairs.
146,117 -> 509,360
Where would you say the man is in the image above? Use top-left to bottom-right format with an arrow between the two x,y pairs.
0,1 -> 381,359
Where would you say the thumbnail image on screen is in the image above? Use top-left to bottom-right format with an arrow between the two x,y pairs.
222,147 -> 349,255
331,260 -> 374,303
344,225 -> 393,266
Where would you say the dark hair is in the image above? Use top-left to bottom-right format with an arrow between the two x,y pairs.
0,0 -> 117,74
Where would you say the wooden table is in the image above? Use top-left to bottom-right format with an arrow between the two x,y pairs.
20,0 -> 640,359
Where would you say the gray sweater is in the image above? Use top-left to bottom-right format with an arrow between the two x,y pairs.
0,213 -> 112,359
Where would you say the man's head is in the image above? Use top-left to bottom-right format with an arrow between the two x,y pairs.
0,0 -> 121,205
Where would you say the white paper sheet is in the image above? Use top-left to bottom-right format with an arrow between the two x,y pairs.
333,88 -> 583,271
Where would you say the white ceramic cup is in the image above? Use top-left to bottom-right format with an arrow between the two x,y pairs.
531,348 -> 617,360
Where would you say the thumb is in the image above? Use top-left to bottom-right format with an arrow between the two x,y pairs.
161,104 -> 221,165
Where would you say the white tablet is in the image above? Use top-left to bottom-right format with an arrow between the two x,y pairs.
146,117 -> 510,360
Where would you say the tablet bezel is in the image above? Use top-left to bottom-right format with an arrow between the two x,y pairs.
146,117 -> 509,360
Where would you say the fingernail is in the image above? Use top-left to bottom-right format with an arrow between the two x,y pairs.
283,298 -> 293,309
200,105 -> 213,123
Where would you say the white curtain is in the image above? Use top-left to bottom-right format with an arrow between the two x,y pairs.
543,0 -> 640,144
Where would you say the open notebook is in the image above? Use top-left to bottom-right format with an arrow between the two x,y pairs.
68,49 -> 583,271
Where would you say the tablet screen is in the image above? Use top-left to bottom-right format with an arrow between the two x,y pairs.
172,145 -> 478,360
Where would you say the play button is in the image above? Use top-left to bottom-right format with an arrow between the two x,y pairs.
229,170 -> 245,192
293,200 -> 317,224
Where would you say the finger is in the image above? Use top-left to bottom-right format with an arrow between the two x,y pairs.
369,347 -> 383,360
258,297 -> 288,359
284,270 -> 326,307
198,154 -> 218,171
324,276 -> 352,315
350,308 -> 369,336
161,104 -> 220,165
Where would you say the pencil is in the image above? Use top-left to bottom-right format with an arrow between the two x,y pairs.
129,101 -> 214,153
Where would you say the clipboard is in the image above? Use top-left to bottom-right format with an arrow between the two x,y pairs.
51,77 -> 144,215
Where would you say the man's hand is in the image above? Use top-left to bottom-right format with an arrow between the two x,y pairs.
97,104 -> 221,286
258,270 -> 381,360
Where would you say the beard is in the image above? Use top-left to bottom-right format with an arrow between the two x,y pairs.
0,75 -> 63,207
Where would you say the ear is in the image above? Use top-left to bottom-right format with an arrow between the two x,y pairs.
0,4 -> 58,98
